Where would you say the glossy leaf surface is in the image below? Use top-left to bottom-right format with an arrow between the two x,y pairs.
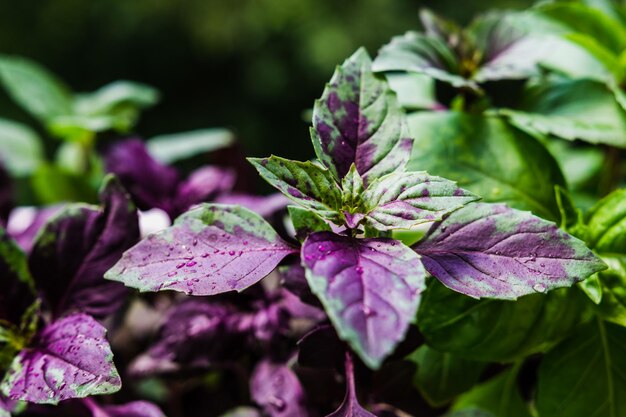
301,232 -> 425,368
312,48 -> 413,184
414,203 -> 605,299
106,204 -> 296,295
0,314 -> 121,404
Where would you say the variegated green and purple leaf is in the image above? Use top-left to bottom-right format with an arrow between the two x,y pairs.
0,313 -> 120,404
106,204 -> 296,295
414,203 -> 606,299
301,232 -> 426,369
362,171 -> 479,231
28,175 -> 139,319
248,156 -> 342,221
312,48 -> 413,185
0,396 -> 11,417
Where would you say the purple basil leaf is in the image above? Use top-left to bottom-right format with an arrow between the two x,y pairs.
362,171 -> 479,231
130,295 -> 294,377
301,232 -> 426,368
105,138 -> 179,215
97,400 -> 166,417
0,228 -> 35,325
327,353 -> 375,417
249,156 -> 342,222
215,193 -> 290,219
250,360 -> 308,417
414,203 -> 607,299
0,313 -> 121,404
129,299 -> 243,376
7,205 -> 63,253
173,165 -> 236,216
106,204 -> 296,295
28,175 -> 139,319
311,48 -> 413,184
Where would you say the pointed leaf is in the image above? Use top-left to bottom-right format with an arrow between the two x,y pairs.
536,320 -> 626,417
414,203 -> 605,299
362,171 -> 479,231
341,164 -> 365,210
106,204 -> 296,295
29,176 -> 139,319
301,232 -> 426,368
0,313 -> 121,404
312,48 -> 413,184
248,156 -> 342,221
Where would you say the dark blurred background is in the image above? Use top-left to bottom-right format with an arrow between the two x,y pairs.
0,0 -> 533,162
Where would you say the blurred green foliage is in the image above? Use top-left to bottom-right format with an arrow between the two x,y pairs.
0,0 -> 533,161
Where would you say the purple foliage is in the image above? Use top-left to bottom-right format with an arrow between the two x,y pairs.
7,205 -> 63,253
0,314 -> 121,404
326,354 -> 375,417
28,176 -> 139,319
250,360 -> 308,417
175,166 -> 236,214
312,49 -> 413,184
106,204 -> 296,295
414,203 -> 606,299
105,139 -> 235,219
89,399 -> 166,417
129,300 -> 248,376
105,139 -> 180,214
301,232 -> 426,368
